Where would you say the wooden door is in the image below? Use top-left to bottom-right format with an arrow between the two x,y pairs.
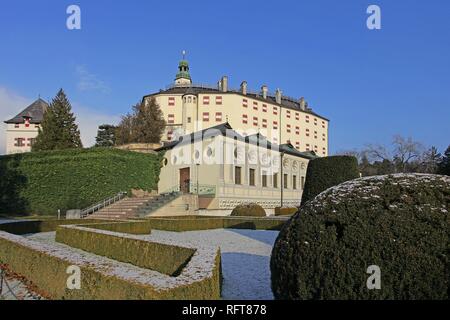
179,167 -> 190,194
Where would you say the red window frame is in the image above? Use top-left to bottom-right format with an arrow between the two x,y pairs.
216,96 -> 223,105
273,107 -> 278,115
242,99 -> 248,108
262,104 -> 267,112
242,114 -> 248,124
253,101 -> 258,111
262,119 -> 267,128
167,114 -> 175,124
215,112 -> 222,122
286,110 -> 291,118
168,97 -> 175,106
203,112 -> 210,122
295,113 -> 299,120
253,116 -> 258,126
287,124 -> 291,133
203,96 -> 210,105
273,121 -> 278,130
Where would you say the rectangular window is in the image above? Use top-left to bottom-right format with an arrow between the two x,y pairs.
203,112 -> 210,122
27,138 -> 36,147
293,175 -> 297,190
253,117 -> 258,126
14,138 -> 25,147
203,96 -> 210,105
242,114 -> 248,124
306,115 -> 310,123
273,173 -> 278,188
14,124 -> 19,128
35,125 -> 39,128
286,110 -> 291,118
167,130 -> 173,141
306,129 -> 310,137
262,104 -> 267,112
295,113 -> 299,120
273,121 -> 278,130
242,99 -> 248,108
253,101 -> 258,111
167,114 -> 175,124
295,141 -> 300,149
215,96 -> 223,105
168,97 -> 175,106
301,176 -> 305,190
249,168 -> 256,186
262,119 -> 267,128
284,174 -> 288,189
262,174 -> 268,187
273,107 -> 278,115
235,166 -> 242,185
295,126 -> 300,135
215,112 -> 222,122
187,117 -> 191,123
287,124 -> 291,133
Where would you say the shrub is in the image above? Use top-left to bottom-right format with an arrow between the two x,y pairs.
275,207 -> 298,216
301,155 -> 359,204
0,148 -> 162,215
271,174 -> 450,300
230,203 -> 266,217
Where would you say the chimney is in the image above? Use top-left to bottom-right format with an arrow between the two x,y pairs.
275,88 -> 282,104
240,81 -> 247,95
299,97 -> 306,111
261,85 -> 268,99
221,76 -> 228,92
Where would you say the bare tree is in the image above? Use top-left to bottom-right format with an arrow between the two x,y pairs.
392,135 -> 424,172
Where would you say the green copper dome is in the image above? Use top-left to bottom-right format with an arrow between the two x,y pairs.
176,59 -> 191,80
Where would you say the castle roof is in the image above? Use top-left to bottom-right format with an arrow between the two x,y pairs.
156,122 -> 317,160
4,98 -> 48,124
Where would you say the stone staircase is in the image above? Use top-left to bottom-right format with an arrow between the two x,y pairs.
135,192 -> 181,217
88,193 -> 181,220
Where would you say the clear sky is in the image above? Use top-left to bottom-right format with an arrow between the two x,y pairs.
0,0 -> 449,154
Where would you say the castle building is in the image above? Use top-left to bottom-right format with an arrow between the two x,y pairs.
143,58 -> 329,156
147,57 -> 331,215
3,98 -> 48,154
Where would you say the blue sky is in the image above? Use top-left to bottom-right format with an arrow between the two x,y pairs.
0,0 -> 449,153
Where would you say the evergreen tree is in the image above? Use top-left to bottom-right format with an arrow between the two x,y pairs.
95,124 -> 116,147
133,98 -> 166,143
438,145 -> 450,176
33,89 -> 82,151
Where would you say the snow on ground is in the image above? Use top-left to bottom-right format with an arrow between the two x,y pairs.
24,228 -> 279,300
139,229 -> 279,300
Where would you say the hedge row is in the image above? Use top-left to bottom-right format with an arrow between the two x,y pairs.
0,148 -> 162,216
56,225 -> 194,276
0,231 -> 221,299
0,219 -> 99,235
275,207 -> 298,216
138,216 -> 286,231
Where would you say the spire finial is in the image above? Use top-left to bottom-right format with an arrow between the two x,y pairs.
182,50 -> 186,60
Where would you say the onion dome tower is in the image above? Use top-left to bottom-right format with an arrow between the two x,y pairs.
175,50 -> 192,86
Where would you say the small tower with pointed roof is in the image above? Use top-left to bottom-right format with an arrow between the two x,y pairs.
174,50 -> 192,86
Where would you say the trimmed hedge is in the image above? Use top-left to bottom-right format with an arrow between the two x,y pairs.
0,148 -> 162,216
0,231 -> 221,299
230,203 -> 266,217
140,216 -> 286,231
275,207 -> 298,216
301,155 -> 359,205
56,225 -> 194,276
271,174 -> 450,300
0,219 -> 98,235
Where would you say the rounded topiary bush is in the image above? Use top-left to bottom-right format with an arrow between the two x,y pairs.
271,173 -> 450,300
230,203 -> 266,217
301,155 -> 359,205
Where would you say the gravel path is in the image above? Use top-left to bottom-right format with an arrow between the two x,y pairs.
139,229 -> 279,300
23,228 -> 279,300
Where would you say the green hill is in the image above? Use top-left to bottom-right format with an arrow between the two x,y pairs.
0,148 -> 162,216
